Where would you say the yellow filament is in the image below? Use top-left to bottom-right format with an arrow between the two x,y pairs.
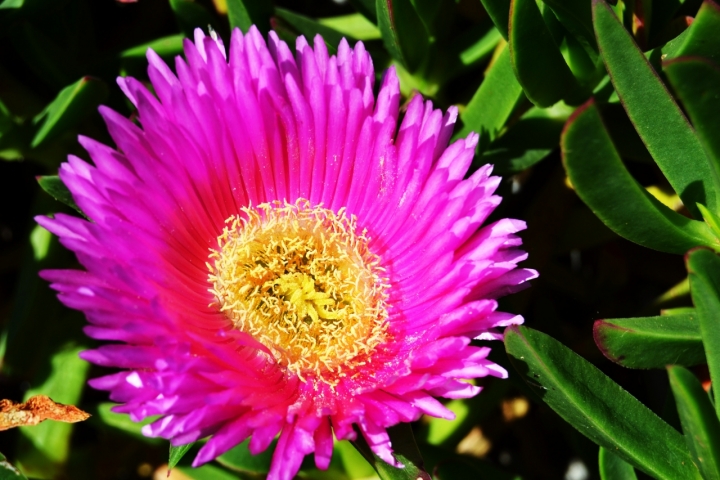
207,199 -> 389,383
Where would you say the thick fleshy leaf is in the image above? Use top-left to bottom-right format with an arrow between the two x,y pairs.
668,365 -> 720,480
670,0 -> 720,62
561,99 -> 718,254
169,0 -> 219,37
318,13 -> 381,40
95,403 -> 161,443
664,57 -> 720,170
455,44 -> 524,152
0,452 -> 27,480
31,77 -> 107,149
431,26 -> 502,84
508,0 -> 579,107
352,423 -> 431,480
15,345 -> 89,479
480,0 -> 509,40
542,0 -> 598,62
275,8 -> 346,54
216,439 -> 274,474
409,0 -> 441,33
169,443 -> 195,469
504,325 -> 700,479
120,35 -> 184,60
375,0 -> 429,72
599,447 -> 637,480
593,313 -> 705,369
593,0 -> 720,219
687,248 -> 720,415
36,175 -> 83,216
334,441 -> 376,479
4,193 -> 91,477
482,102 -> 573,174
698,204 -> 720,240
226,0 -> 272,33
348,0 -> 377,23
175,465 -> 237,480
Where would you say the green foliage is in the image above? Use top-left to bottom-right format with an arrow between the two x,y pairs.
593,0 -> 720,219
594,313 -> 705,368
0,452 -> 27,480
598,448 -> 637,480
505,325 -> 700,479
668,365 -> 720,479
509,0 -> 579,107
562,101 -> 717,254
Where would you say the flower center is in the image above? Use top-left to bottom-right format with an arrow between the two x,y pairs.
208,199 -> 389,382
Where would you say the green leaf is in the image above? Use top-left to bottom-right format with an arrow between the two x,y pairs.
593,313 -> 705,368
334,441 -> 376,479
480,0 -> 510,40
504,325 -> 700,479
456,27 -> 502,68
542,0 -> 598,62
348,0 -> 377,23
95,403 -> 162,444
599,447 -> 637,480
455,43 -> 524,152
4,193 -> 91,478
318,13 -> 381,40
226,0 -> 272,34
170,0 -> 219,38
593,0 -> 720,219
31,77 -> 107,149
664,57 -> 720,171
36,175 -> 83,216
376,0 -> 429,72
508,0 -> 579,107
275,8 -> 347,54
482,102 -> 573,174
408,0 -> 441,34
687,248 -> 720,416
120,34 -> 184,60
561,100 -> 718,254
668,365 -> 720,480
169,443 -> 195,469
352,423 -> 431,480
175,465 -> 238,480
424,380 -> 510,449
216,439 -> 274,474
0,452 -> 27,480
698,203 -> 720,240
15,345 -> 90,479
670,0 -> 720,62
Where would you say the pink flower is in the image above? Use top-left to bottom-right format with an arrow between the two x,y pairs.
37,27 -> 537,480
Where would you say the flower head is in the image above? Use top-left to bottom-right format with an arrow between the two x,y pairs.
38,26 -> 537,480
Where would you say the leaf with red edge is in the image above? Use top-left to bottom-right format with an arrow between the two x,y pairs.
561,99 -> 717,254
687,248 -> 720,416
509,0 -> 579,107
593,0 -> 720,219
593,313 -> 705,369
375,0 -> 429,72
664,57 -> 720,169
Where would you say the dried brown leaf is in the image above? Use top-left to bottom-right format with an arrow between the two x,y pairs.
0,395 -> 90,431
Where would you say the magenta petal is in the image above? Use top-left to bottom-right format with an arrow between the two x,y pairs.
36,25 -> 536,480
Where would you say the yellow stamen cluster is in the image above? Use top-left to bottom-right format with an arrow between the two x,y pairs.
207,199 -> 389,383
